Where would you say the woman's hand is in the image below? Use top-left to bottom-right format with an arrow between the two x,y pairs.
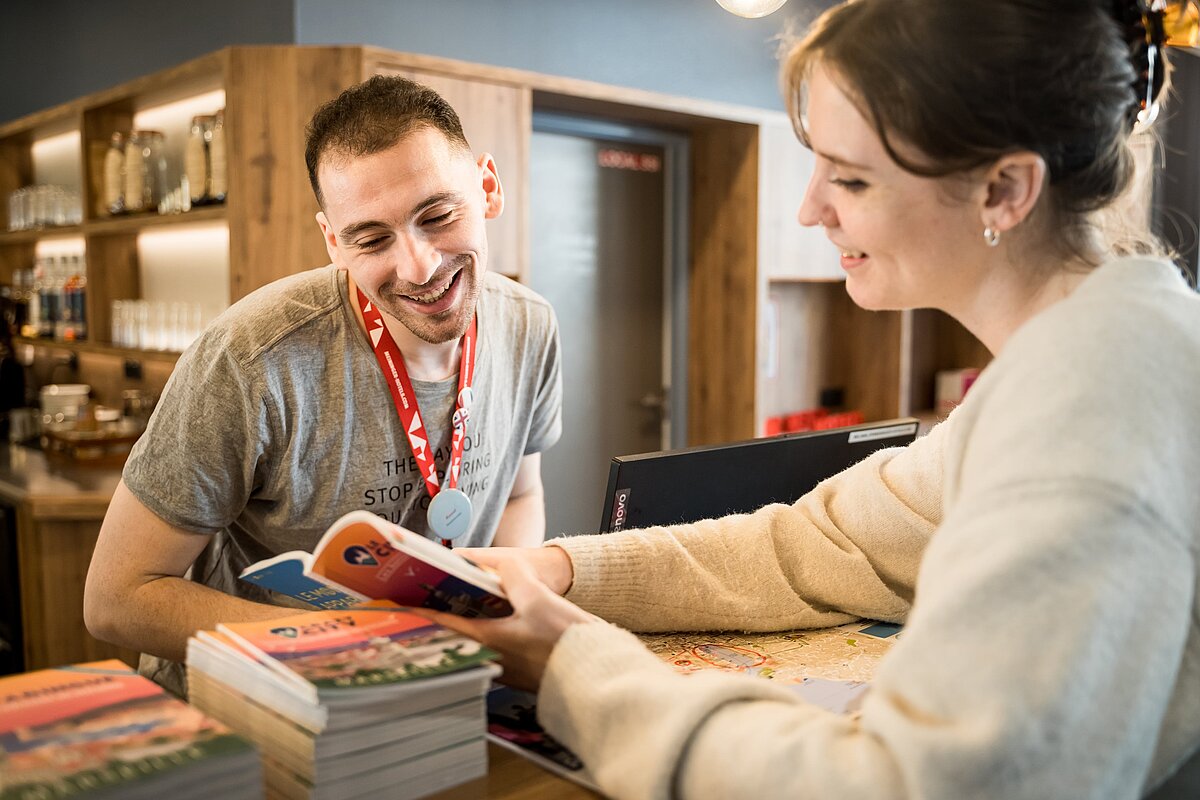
416,556 -> 597,692
455,544 -> 575,596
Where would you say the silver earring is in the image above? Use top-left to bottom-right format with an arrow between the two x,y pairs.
983,226 -> 1000,247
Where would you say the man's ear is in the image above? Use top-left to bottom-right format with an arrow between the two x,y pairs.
315,210 -> 340,265
478,153 -> 504,220
981,151 -> 1046,235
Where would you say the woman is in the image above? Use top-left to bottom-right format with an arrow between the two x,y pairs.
429,1 -> 1200,797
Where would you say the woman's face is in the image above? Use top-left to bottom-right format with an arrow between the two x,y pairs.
797,64 -> 988,313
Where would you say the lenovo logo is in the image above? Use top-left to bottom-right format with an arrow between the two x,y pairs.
609,488 -> 632,531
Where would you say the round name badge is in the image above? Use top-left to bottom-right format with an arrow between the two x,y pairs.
427,488 -> 473,541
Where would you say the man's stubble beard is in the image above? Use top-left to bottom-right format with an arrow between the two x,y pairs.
378,259 -> 481,345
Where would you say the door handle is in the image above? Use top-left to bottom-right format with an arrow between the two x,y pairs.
637,390 -> 668,413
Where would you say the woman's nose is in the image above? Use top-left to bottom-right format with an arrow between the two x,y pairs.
797,177 -> 833,229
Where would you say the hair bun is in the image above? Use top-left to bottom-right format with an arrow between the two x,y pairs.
1111,0 -> 1168,125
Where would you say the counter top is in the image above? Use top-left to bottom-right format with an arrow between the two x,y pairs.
0,444 -> 122,519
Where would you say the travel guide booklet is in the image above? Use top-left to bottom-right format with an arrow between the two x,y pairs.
0,660 -> 259,800
239,510 -> 512,618
208,600 -> 499,706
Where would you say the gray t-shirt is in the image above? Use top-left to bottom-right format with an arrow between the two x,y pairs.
123,266 -> 561,693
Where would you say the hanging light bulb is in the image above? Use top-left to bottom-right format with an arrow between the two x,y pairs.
715,0 -> 789,18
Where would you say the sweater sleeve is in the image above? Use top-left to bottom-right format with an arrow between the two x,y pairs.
550,419 -> 947,631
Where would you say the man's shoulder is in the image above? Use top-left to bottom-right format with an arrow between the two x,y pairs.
481,271 -> 553,309
480,272 -> 557,334
201,265 -> 348,366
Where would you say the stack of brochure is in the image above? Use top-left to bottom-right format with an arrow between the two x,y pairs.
0,659 -> 260,800
187,600 -> 499,800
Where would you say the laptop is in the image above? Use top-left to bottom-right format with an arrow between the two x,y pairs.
599,418 -> 920,532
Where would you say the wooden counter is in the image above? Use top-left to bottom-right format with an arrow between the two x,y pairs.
430,743 -> 600,799
0,443 -> 137,671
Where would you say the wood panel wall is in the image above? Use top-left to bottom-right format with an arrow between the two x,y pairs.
224,47 -> 362,300
687,122 -> 760,445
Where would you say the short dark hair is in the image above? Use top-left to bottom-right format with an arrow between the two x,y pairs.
304,75 -> 472,207
783,0 -> 1170,259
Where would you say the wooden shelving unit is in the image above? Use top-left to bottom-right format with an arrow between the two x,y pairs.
0,48 -> 375,407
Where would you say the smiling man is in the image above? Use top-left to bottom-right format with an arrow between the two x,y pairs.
84,76 -> 562,696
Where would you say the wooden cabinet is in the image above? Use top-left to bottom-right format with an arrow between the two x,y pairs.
0,48 -> 369,407
0,445 -> 137,671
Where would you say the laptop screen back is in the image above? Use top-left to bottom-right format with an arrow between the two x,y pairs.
600,419 -> 920,533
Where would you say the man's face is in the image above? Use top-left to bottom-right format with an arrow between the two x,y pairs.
316,126 -> 503,344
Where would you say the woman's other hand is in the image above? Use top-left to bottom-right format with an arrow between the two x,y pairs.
456,543 -> 575,596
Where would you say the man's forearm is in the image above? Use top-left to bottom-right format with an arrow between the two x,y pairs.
491,491 -> 547,547
87,576 -> 296,663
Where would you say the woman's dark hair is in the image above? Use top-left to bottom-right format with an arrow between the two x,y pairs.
784,0 -> 1171,259
304,75 -> 472,208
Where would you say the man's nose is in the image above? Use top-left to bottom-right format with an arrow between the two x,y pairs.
394,232 -> 442,286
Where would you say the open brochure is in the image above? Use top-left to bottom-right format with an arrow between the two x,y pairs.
239,510 -> 512,617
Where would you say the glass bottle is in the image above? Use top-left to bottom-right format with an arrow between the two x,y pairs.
10,268 -> 29,333
209,110 -> 227,203
35,256 -> 54,338
102,131 -> 125,215
184,115 -> 213,205
24,261 -> 41,338
50,256 -> 67,340
62,254 -> 87,341
123,130 -> 167,213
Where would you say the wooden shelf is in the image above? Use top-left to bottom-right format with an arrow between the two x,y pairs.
15,336 -> 182,363
0,225 -> 85,244
83,204 -> 227,236
0,207 -> 227,245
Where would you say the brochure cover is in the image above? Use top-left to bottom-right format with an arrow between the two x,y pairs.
213,601 -> 498,703
486,685 -> 599,792
0,660 -> 255,800
239,511 -> 512,618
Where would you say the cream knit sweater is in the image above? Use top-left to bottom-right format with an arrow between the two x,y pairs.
540,257 -> 1200,800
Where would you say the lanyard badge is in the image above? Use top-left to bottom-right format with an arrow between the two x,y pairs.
357,288 -> 477,546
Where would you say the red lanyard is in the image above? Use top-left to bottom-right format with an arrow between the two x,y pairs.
356,289 -> 477,543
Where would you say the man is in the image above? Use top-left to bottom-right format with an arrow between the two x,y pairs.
84,76 -> 563,696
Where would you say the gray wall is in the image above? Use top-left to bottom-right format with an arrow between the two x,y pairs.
0,0 -> 294,125
2,0 -> 834,125
295,0 -> 836,111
